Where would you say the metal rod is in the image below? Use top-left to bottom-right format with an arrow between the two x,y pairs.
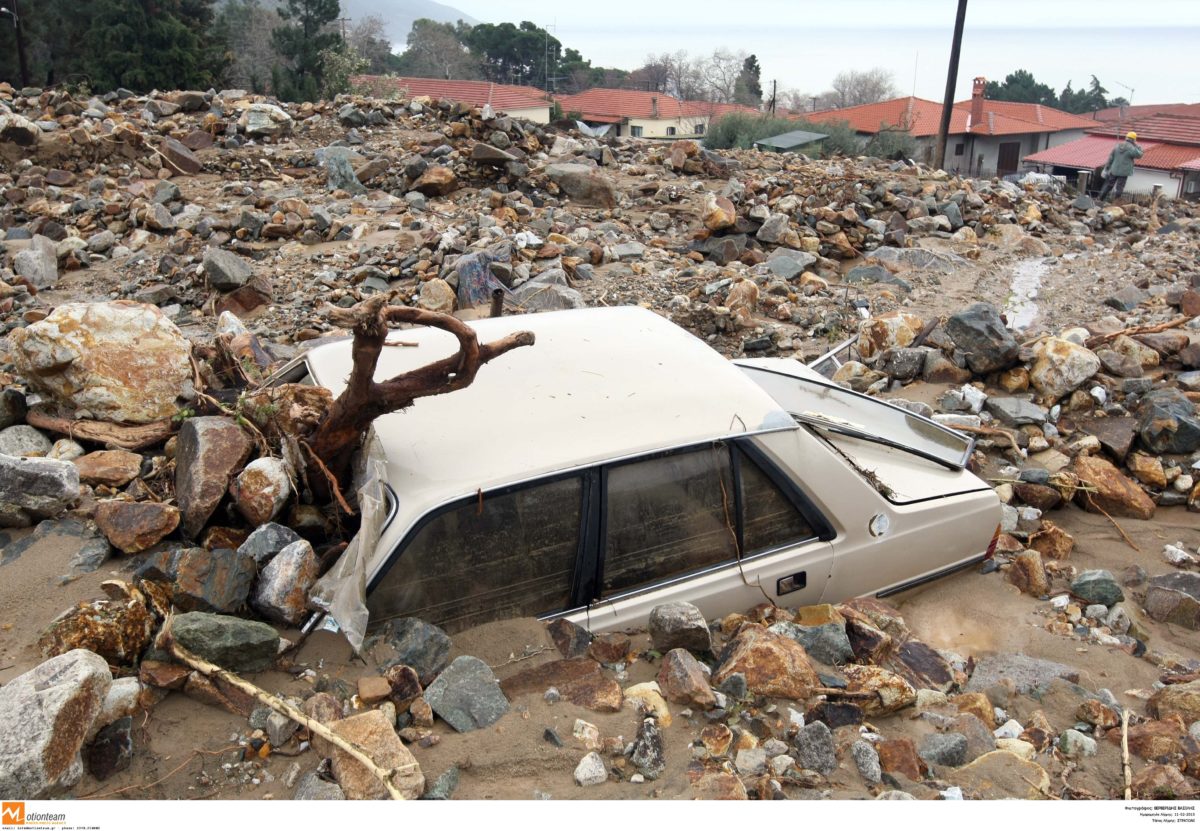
489,287 -> 504,318
934,0 -> 969,171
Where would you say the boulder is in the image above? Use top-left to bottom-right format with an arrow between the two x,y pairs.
239,103 -> 293,137
93,501 -> 179,554
1137,389 -> 1200,455
1007,549 -> 1049,596
11,301 -> 193,424
920,733 -> 968,768
1071,455 -> 1155,520
412,165 -> 458,197
326,152 -> 367,195
985,397 -> 1047,426
417,278 -> 457,314
945,303 -> 1018,374
0,112 -> 41,145
0,424 -> 51,457
630,717 -> 665,780
295,771 -> 345,800
237,522 -> 303,565
13,234 -> 58,289
857,311 -> 925,360
84,716 -> 133,781
374,618 -> 451,685
171,612 -> 278,673
161,138 -> 202,175
656,649 -> 716,709
174,416 -> 254,537
230,457 -> 291,526
74,450 -> 143,487
38,585 -> 155,666
1145,573 -> 1200,629
574,751 -> 608,786
713,623 -> 819,700
251,539 -> 319,626
947,750 -> 1050,799
1131,765 -> 1193,800
648,601 -> 713,653
330,710 -> 424,800
794,720 -> 837,775
423,656 -> 508,732
768,620 -> 853,665
0,453 -> 79,523
1030,338 -> 1100,400
0,650 -> 112,799
545,163 -> 617,208
1149,680 -> 1200,725
842,665 -> 916,715
1069,569 -> 1124,607
203,249 -> 254,291
167,546 -> 255,613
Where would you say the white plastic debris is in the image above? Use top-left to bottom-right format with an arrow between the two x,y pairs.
1163,543 -> 1196,567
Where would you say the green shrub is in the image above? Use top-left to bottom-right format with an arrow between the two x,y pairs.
705,113 -> 867,159
864,126 -> 917,160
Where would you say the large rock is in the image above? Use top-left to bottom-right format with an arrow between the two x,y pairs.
239,103 -> 293,137
330,710 -> 424,799
648,601 -> 712,653
74,450 -> 142,487
94,501 -> 179,553
1148,680 -> 1200,724
500,658 -> 622,712
174,417 -> 253,537
1073,415 -> 1138,461
0,453 -> 78,523
326,152 -> 366,195
13,234 -> 58,289
171,546 -> 256,613
857,311 -> 925,360
795,720 -> 837,774
0,112 -> 41,145
713,623 -> 819,700
237,522 -> 302,565
251,539 -> 319,626
1071,455 -> 1155,520
374,618 -> 451,685
768,621 -> 853,665
1029,338 -> 1100,400
11,301 -> 193,423
1070,569 -> 1123,607
0,650 -> 112,799
656,648 -> 716,709
203,249 -> 254,291
984,396 -> 1047,426
1137,389 -> 1200,455
545,163 -> 617,208
945,303 -> 1018,374
171,612 -> 278,672
230,457 -> 291,526
0,424 -> 51,457
38,586 -> 155,666
630,717 -> 666,780
965,654 -> 1078,696
412,166 -> 458,197
842,665 -> 916,715
423,656 -> 508,732
161,137 -> 202,175
947,750 -> 1049,799
1145,573 -> 1200,629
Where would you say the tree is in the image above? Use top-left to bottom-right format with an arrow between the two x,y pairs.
824,68 -> 897,109
1059,75 -> 1110,114
465,21 -> 560,88
272,0 -> 341,102
394,18 -> 481,80
984,70 -> 1057,106
734,54 -> 763,107
347,15 -> 395,75
214,0 -> 279,93
702,48 -> 747,103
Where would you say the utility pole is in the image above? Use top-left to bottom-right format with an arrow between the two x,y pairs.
934,0 -> 968,172
337,16 -> 351,39
769,79 -> 776,115
0,0 -> 29,88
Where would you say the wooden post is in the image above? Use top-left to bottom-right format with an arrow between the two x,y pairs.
934,0 -> 969,172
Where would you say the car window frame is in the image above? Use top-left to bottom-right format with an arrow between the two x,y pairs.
364,435 -> 834,626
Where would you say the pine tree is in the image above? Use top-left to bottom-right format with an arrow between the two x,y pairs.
734,54 -> 763,107
272,0 -> 341,102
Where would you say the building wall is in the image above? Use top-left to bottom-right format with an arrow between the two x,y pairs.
1047,129 -> 1086,148
1124,168 -> 1182,197
622,116 -> 708,138
1183,171 -> 1200,202
499,106 -> 551,124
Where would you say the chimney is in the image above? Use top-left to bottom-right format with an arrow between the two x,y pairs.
651,96 -> 658,119
971,77 -> 986,132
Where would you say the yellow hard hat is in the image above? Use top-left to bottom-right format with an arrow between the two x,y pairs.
1126,131 -> 1137,140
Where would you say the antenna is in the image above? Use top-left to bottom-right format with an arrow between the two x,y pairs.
912,51 -> 919,98
1112,79 -> 1134,105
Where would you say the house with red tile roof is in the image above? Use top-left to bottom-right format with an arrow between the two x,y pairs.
1023,113 -> 1200,199
349,76 -> 553,123
554,88 -> 759,139
797,78 -> 1095,177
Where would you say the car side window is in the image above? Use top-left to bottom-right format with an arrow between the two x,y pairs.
601,446 -> 737,599
368,477 -> 582,633
739,451 -> 815,552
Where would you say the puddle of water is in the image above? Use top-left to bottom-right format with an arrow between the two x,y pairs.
1005,257 -> 1048,332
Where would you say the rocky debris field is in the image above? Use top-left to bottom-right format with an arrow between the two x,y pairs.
2,80 -> 1200,802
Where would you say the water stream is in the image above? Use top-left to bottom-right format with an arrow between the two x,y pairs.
1005,257 -> 1048,332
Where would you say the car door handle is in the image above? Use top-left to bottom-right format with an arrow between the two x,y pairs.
777,571 -> 806,596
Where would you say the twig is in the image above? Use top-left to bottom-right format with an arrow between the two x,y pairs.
1122,708 -> 1132,800
300,440 -> 355,516
812,688 -> 880,700
488,645 -> 551,669
1084,493 -> 1142,553
1085,315 -> 1191,350
79,745 -> 240,799
163,616 -> 416,800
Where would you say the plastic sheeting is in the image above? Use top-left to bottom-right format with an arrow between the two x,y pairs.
308,432 -> 388,653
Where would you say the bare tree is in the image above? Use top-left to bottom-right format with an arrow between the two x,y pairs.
824,67 -> 898,109
395,18 -> 482,80
702,48 -> 748,104
216,0 -> 280,94
348,15 -> 395,75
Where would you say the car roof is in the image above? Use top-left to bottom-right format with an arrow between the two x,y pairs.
302,306 -> 795,531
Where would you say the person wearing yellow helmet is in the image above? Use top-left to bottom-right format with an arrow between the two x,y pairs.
1098,131 -> 1144,201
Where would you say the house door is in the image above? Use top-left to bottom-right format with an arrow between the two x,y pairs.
997,142 -> 1021,177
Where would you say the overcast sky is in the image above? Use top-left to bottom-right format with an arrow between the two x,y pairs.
449,0 -> 1200,104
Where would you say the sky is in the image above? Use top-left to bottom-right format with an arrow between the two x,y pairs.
447,0 -> 1200,105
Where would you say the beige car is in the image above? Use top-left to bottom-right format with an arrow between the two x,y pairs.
281,306 -> 1001,636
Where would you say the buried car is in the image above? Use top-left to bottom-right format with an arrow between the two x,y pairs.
280,306 -> 1000,637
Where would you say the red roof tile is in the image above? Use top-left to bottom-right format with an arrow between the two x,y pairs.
1086,113 -> 1200,146
1089,103 -> 1200,123
952,99 -> 1096,131
800,96 -> 1093,137
1024,135 -> 1200,171
554,88 -> 758,122
350,76 -> 551,112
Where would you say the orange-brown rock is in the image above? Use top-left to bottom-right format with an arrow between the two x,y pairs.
94,500 -> 179,554
330,710 -> 424,800
411,165 -> 457,197
702,193 -> 737,232
1019,710 -> 1055,751
952,692 -> 997,730
1028,522 -> 1074,560
1127,452 -> 1168,488
712,623 -> 819,700
657,648 -> 716,709
139,659 -> 189,690
500,657 -> 622,712
877,738 -> 926,781
38,582 -> 155,666
1007,549 -> 1049,596
183,671 -> 255,717
587,632 -> 631,664
856,312 -> 925,360
75,450 -> 143,487
1077,699 -> 1119,730
691,772 -> 748,799
1131,764 -> 1194,799
1072,454 -> 1156,520
383,664 -> 423,711
357,676 -> 392,705
1112,719 -> 1186,761
842,665 -> 916,715
700,724 -> 733,757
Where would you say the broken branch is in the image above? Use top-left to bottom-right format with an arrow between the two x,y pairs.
1085,315 -> 1190,350
25,405 -> 175,451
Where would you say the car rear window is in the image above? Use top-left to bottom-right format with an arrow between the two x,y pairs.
740,451 -> 814,552
367,477 -> 582,633
601,447 -> 738,599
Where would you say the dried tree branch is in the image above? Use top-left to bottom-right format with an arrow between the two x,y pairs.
1085,315 -> 1190,350
25,405 -> 175,451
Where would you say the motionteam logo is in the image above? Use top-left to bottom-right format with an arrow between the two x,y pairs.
2,804 -> 65,827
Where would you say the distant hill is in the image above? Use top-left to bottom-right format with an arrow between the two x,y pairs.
343,0 -> 478,48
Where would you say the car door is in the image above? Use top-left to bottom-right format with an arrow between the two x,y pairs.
577,440 -> 835,632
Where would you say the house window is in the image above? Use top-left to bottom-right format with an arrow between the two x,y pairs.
368,477 -> 582,632
630,125 -> 643,137
666,126 -> 676,136
695,122 -> 705,135
601,446 -> 736,598
954,143 -> 964,156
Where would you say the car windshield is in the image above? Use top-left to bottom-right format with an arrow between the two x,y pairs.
737,364 -> 973,469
